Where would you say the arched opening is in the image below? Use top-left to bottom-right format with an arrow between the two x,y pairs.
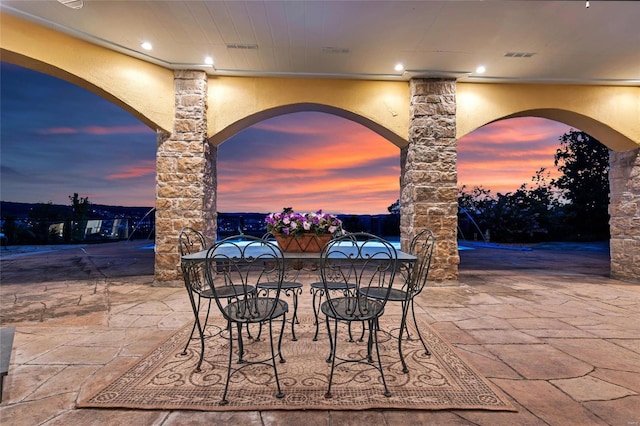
503,109 -> 635,153
215,110 -> 402,239
210,103 -> 407,149
457,116 -> 611,276
0,62 -> 157,253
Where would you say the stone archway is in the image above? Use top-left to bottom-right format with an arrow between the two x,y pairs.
457,104 -> 640,284
2,12 -> 639,282
154,74 -> 461,283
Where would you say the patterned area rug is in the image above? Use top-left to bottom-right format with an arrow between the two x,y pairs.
78,316 -> 515,412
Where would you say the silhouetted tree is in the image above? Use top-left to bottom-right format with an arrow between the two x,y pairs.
553,130 -> 610,240
69,193 -> 90,221
458,185 -> 494,241
387,199 -> 400,215
483,169 -> 562,242
69,193 -> 91,242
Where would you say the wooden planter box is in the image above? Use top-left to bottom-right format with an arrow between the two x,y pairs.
273,233 -> 332,252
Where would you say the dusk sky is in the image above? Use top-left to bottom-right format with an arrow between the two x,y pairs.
1,62 -> 571,215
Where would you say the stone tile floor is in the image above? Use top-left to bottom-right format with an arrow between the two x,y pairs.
0,241 -> 639,425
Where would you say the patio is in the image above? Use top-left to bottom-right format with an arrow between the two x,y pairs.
0,241 -> 638,425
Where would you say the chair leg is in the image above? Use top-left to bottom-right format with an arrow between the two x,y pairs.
255,322 -> 264,342
200,299 -> 213,333
356,322 -> 365,343
220,321 -> 234,406
311,288 -> 323,341
236,322 -> 245,364
324,318 -> 339,399
290,290 -> 299,341
398,300 -> 411,373
366,320 -> 374,363
325,315 -> 334,363
270,319 -> 285,399
184,292 -> 207,372
182,294 -> 201,355
372,318 -> 391,397
194,313 -> 206,372
277,314 -> 287,364
410,299 -> 431,356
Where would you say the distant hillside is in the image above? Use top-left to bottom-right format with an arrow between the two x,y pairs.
1,201 -> 401,240
1,201 -> 154,219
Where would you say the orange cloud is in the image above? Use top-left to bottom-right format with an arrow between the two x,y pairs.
458,117 -> 571,194
218,114 -> 571,213
217,113 -> 402,214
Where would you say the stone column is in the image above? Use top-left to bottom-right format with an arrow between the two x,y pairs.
155,70 -> 214,282
609,148 -> 640,283
401,79 -> 459,283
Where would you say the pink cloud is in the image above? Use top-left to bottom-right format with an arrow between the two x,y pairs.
38,127 -> 78,135
220,114 -> 574,213
38,124 -> 152,135
218,116 -> 402,214
106,160 -> 156,180
458,117 -> 571,194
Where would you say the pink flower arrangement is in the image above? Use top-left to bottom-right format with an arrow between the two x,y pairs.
265,207 -> 344,237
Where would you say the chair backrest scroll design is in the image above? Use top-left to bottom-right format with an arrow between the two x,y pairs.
179,227 -> 208,295
320,232 -> 398,320
204,235 -> 285,323
407,229 -> 435,297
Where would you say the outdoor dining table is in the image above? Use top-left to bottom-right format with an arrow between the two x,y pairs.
181,239 -> 417,328
180,238 -> 419,383
180,241 -> 417,266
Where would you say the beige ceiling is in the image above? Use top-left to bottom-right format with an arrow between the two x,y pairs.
2,0 -> 639,85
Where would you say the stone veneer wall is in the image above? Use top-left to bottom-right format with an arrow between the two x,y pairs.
155,70 -> 214,282
401,79 -> 459,283
609,148 -> 640,283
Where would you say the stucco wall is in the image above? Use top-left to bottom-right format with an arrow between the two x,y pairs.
457,83 -> 640,151
207,76 -> 410,147
0,13 -> 175,133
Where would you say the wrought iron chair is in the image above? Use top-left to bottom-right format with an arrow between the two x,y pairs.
204,235 -> 289,405
256,232 -> 304,341
179,227 -> 216,371
179,228 -> 256,372
309,232 -> 357,341
359,229 -> 435,373
319,232 -> 398,398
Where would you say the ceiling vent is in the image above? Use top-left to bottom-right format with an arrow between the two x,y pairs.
226,43 -> 258,50
321,47 -> 350,54
504,52 -> 536,58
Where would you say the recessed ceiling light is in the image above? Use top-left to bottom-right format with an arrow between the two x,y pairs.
141,42 -> 153,51
204,57 -> 214,66
394,63 -> 404,72
475,66 -> 486,74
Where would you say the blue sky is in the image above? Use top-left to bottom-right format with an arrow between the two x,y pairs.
1,62 -> 571,214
